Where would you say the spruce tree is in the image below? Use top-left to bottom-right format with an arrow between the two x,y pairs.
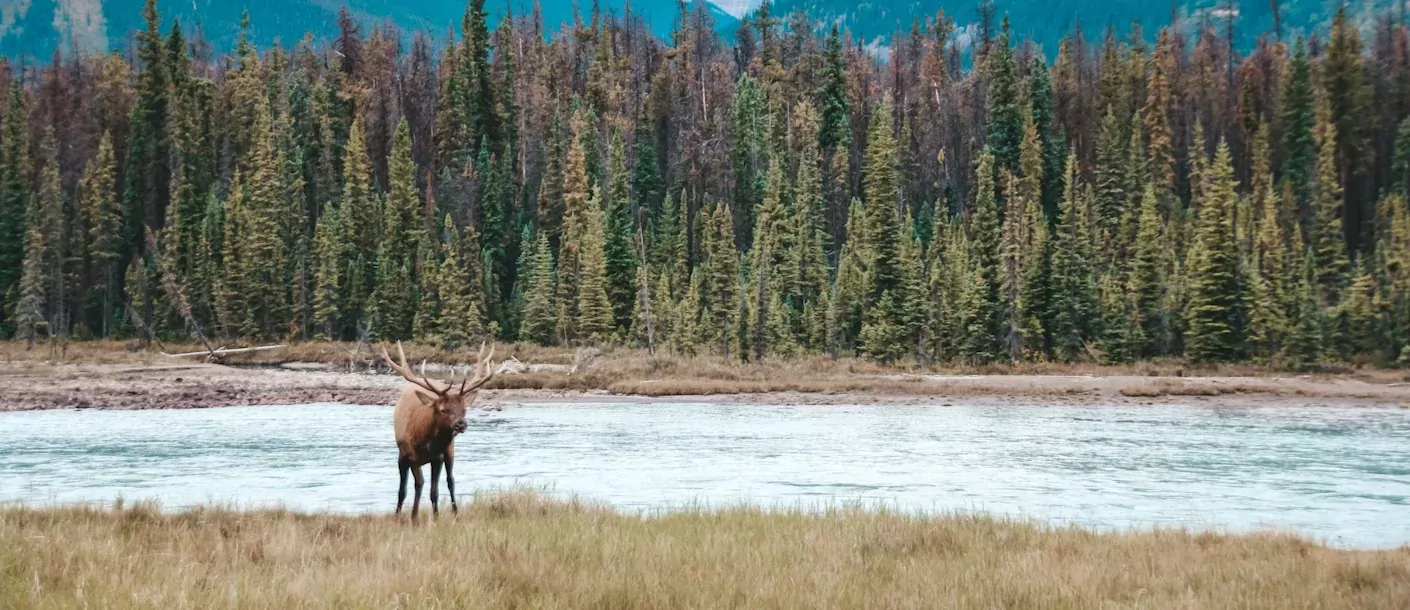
1312,106 -> 1351,305
1048,153 -> 1100,361
1279,39 -> 1316,206
575,186 -> 615,344
1322,6 -> 1369,250
603,131 -> 638,333
1184,141 -> 1243,363
1094,109 -> 1131,247
818,25 -> 850,151
122,0 -> 172,272
1285,247 -> 1325,369
518,229 -> 556,346
369,122 -> 422,341
311,202 -> 345,340
437,217 -> 487,347
700,202 -> 739,357
960,151 -> 1003,363
339,119 -> 378,328
79,132 -> 122,337
858,100 -> 916,362
236,104 -> 290,339
827,201 -> 865,356
1127,186 -> 1165,358
1394,116 -> 1410,200
986,18 -> 1023,179
0,82 -> 29,337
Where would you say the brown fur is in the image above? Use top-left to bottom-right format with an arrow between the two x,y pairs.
383,343 -> 495,519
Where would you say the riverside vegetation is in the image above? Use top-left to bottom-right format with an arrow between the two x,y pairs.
1,492 -> 1408,608
0,0 -> 1409,371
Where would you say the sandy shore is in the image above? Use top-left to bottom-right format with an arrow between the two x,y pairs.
2,361 -> 1408,411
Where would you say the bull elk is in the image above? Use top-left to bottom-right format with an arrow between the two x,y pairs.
381,342 -> 496,519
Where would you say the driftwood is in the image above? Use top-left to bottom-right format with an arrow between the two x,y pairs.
162,345 -> 286,359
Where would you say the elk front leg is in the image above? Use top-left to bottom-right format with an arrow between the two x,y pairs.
410,464 -> 425,520
444,451 -> 457,514
396,458 -> 411,515
429,460 -> 442,517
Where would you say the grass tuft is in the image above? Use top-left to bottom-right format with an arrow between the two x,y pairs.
1,493 -> 1407,609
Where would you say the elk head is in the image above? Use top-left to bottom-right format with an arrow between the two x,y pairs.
381,342 -> 496,434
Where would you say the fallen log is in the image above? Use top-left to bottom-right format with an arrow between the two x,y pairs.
162,345 -> 287,359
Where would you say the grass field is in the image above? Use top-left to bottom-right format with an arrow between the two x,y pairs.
2,493 -> 1407,609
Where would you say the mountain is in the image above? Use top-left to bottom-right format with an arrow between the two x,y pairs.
0,0 -> 739,58
766,0 -> 1402,52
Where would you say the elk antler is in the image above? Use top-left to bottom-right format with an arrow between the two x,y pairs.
457,342 -> 497,394
381,342 -> 446,396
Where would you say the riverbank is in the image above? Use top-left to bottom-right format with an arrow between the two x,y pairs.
2,340 -> 1409,410
1,493 -> 1405,609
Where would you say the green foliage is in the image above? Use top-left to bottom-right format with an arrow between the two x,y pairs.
0,83 -> 29,337
1184,141 -> 1244,363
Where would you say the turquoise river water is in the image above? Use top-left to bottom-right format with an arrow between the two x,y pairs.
1,402 -> 1407,548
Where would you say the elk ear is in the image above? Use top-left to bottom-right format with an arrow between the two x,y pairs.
413,388 -> 438,406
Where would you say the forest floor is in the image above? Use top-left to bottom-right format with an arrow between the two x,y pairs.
2,340 -> 1409,411
2,492 -> 1408,609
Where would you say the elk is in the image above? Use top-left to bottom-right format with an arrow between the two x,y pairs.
381,342 -> 496,519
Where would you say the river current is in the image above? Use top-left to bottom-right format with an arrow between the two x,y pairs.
1,402 -> 1406,548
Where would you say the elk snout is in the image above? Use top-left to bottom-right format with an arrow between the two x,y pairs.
452,419 -> 469,434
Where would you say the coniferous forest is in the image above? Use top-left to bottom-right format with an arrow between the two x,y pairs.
2,0 -> 1410,368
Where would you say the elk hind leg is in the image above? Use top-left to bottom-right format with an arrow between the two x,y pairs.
429,460 -> 443,517
396,458 -> 411,515
410,464 -> 425,520
443,451 -> 457,514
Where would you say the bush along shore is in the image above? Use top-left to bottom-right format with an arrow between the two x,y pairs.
2,493 -> 1408,609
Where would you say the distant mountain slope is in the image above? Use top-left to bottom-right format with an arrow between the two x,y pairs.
0,0 -> 738,58
768,0 -> 1401,52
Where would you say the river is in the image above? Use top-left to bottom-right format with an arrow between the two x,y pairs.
1,402 -> 1406,548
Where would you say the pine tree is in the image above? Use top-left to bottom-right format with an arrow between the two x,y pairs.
818,25 -> 850,151
603,130 -> 638,333
1394,116 -> 1410,200
236,104 -> 290,339
1285,246 -> 1325,369
1312,105 -> 1351,305
311,202 -> 344,340
1127,185 -> 1165,358
0,82 -> 29,337
122,0 -> 172,274
749,154 -> 791,359
1184,141 -> 1244,363
1144,29 -> 1177,198
858,100 -> 916,362
79,132 -> 121,337
827,200 -> 865,356
369,122 -> 422,341
1341,265 -> 1382,360
700,202 -> 739,357
1279,39 -> 1316,206
339,119 -> 378,329
437,217 -> 487,348
731,74 -> 768,245
1248,165 -> 1291,361
521,231 -> 558,345
960,151 -> 1003,363
986,18 -> 1023,179
1048,153 -> 1100,361
575,186 -> 615,344
1094,109 -> 1131,247
1322,6 -> 1369,251
15,194 -> 51,347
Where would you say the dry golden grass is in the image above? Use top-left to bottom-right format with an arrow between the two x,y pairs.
2,493 -> 1406,609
